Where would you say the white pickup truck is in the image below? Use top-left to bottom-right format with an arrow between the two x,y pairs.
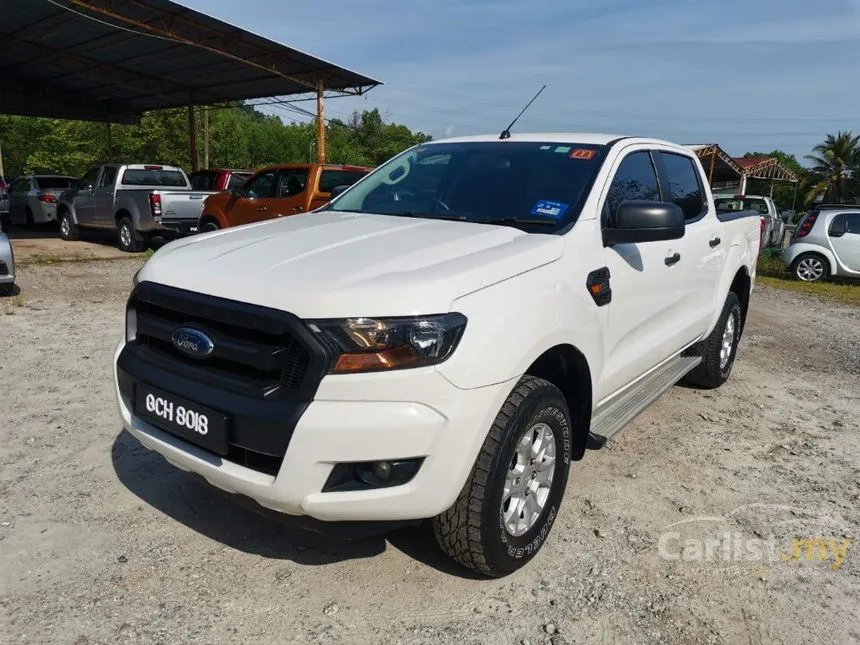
57,164 -> 217,252
114,133 -> 760,576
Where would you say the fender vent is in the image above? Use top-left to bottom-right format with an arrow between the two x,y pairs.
586,267 -> 612,306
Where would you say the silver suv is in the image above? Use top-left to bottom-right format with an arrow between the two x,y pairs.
784,206 -> 860,281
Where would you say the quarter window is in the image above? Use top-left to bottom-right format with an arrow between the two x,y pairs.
605,151 -> 661,222
658,152 -> 705,220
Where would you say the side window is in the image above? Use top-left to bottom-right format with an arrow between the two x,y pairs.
80,167 -> 101,188
242,171 -> 278,199
99,166 -> 117,188
658,152 -> 706,220
276,170 -> 308,198
846,213 -> 860,235
189,172 -> 214,191
605,151 -> 660,222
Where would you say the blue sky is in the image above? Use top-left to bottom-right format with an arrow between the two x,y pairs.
179,0 -> 860,160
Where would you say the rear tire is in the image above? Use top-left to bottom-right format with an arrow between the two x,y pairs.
117,216 -> 143,253
791,252 -> 828,282
57,210 -> 79,241
683,292 -> 741,390
433,376 -> 572,577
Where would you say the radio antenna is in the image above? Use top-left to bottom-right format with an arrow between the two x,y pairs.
499,85 -> 547,140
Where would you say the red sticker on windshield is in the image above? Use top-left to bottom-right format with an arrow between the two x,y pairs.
570,149 -> 596,160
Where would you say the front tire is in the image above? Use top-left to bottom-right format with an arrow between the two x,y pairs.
683,292 -> 741,389
791,252 -> 828,282
433,376 -> 572,577
57,210 -> 79,241
117,216 -> 143,253
199,219 -> 220,233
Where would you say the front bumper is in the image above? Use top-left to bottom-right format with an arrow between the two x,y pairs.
113,338 -> 514,522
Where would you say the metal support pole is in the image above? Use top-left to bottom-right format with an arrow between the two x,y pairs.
203,106 -> 210,169
739,174 -> 747,196
188,102 -> 199,171
106,121 -> 114,162
791,182 -> 798,211
708,150 -> 716,185
769,180 -> 774,198
316,82 -> 326,164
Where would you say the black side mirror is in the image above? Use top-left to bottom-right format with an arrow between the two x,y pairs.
604,201 -> 685,245
329,184 -> 350,199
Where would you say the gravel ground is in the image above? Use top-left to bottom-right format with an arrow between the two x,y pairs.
1,260 -> 858,645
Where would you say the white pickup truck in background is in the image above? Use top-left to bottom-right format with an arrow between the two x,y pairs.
57,164 -> 218,252
114,133 -> 760,576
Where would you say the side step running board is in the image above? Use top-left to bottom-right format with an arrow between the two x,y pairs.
589,355 -> 701,444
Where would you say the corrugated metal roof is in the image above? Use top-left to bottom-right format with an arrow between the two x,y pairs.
0,0 -> 381,123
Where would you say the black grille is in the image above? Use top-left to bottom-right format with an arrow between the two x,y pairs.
0,261 -> 8,276
129,282 -> 329,401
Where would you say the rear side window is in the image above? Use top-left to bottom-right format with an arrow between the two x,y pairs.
605,151 -> 660,221
98,167 -> 117,188
122,168 -> 187,187
189,171 -> 215,191
658,152 -> 706,220
276,170 -> 309,198
318,170 -> 368,194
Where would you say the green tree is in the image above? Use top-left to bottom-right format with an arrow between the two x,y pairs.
804,131 -> 860,203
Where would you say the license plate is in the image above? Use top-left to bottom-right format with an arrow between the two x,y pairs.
134,383 -> 230,455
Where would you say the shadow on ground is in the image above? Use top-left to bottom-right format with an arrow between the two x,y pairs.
111,429 -> 483,578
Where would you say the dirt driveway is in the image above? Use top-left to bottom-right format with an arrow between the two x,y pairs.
0,260 -> 858,645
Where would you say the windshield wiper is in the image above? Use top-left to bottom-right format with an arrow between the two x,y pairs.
474,217 -> 560,226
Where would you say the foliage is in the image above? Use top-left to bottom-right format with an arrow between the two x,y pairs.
803,130 -> 860,204
0,105 -> 431,180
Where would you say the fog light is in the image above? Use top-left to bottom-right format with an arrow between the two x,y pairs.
322,458 -> 424,492
372,461 -> 392,481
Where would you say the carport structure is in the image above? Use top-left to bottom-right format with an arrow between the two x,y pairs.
686,143 -> 799,198
0,0 -> 381,167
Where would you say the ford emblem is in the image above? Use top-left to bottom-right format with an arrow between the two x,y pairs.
171,327 -> 214,359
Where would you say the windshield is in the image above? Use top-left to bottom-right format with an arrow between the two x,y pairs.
714,197 -> 769,214
35,177 -> 75,190
327,141 -> 607,231
121,168 -> 187,187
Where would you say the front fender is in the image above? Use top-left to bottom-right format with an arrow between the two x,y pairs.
437,260 -> 603,408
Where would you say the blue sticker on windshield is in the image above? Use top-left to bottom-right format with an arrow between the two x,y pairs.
530,200 -> 570,219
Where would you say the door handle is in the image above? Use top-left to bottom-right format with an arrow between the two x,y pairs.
256,206 -> 268,212
292,206 -> 304,213
709,237 -> 721,248
665,252 -> 681,266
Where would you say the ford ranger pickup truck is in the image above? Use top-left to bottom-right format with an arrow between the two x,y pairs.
197,163 -> 372,231
114,134 -> 760,577
57,164 -> 218,252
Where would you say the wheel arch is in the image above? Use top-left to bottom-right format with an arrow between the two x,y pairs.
523,344 -> 592,461
115,208 -> 133,225
729,266 -> 751,336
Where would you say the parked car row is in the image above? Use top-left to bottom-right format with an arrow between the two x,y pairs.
1,162 -> 372,252
784,204 -> 860,281
713,193 -> 785,248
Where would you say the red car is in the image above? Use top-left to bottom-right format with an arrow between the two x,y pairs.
188,168 -> 253,192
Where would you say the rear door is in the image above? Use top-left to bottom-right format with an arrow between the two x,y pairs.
271,168 -> 310,217
597,147 -> 691,400
93,166 -> 118,226
654,151 -> 724,338
829,212 -> 860,272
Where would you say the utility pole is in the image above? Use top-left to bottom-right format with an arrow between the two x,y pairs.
315,81 -> 326,164
203,106 -> 210,169
0,141 -> 5,179
188,101 -> 199,171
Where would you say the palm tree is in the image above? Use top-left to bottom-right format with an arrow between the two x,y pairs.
804,130 -> 860,203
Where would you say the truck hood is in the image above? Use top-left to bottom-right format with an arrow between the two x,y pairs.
139,211 -> 564,318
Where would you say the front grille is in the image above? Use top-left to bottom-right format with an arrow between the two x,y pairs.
129,282 -> 329,401
0,261 -> 8,276
120,282 -> 333,476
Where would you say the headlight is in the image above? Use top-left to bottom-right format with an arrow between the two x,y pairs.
307,313 -> 467,374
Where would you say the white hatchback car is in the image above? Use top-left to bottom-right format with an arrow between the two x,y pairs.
784,206 -> 860,281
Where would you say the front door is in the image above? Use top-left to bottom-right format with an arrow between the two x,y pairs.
73,167 -> 102,226
92,166 -> 118,226
224,169 -> 280,226
597,148 -> 691,401
829,212 -> 860,273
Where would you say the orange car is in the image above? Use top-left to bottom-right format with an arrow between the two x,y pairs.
197,163 -> 372,231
